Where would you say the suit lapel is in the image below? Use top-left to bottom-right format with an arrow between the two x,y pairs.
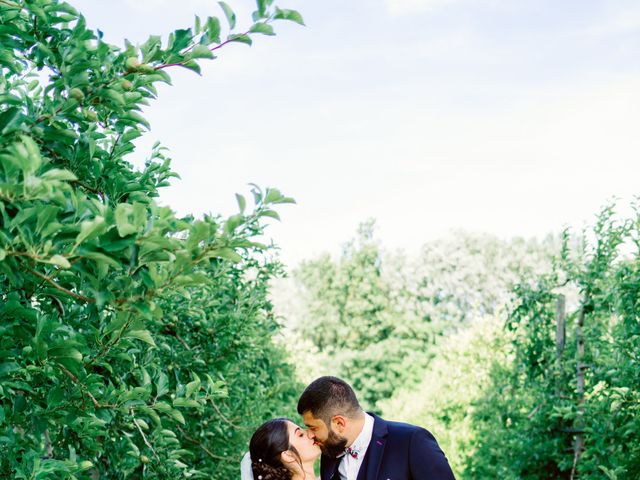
361,414 -> 388,480
321,454 -> 340,480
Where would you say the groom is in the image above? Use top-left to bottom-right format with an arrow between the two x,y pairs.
298,376 -> 455,480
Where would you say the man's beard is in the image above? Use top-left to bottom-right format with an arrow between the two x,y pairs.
320,427 -> 348,458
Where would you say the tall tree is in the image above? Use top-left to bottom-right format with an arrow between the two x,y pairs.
285,222 -> 554,409
0,1 -> 303,478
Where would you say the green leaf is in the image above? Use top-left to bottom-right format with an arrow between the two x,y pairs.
171,28 -> 193,52
205,16 -> 221,43
185,376 -> 201,398
154,401 -> 171,413
0,362 -> 20,377
16,135 -> 42,174
80,251 -> 121,269
179,60 -> 202,75
41,168 -> 78,182
227,33 -> 252,46
114,202 -> 146,237
47,387 -> 65,407
140,35 -> 162,62
48,347 -> 83,374
208,247 -> 242,263
274,8 -> 305,25
123,330 -> 156,347
134,418 -> 149,430
235,193 -> 246,213
138,406 -> 161,427
0,249 -> 6,261
249,23 -> 275,36
119,111 -> 151,129
102,88 -> 126,106
144,70 -> 172,84
265,187 -> 283,203
102,313 -> 129,337
172,398 -> 201,408
225,214 -> 244,234
260,209 -> 280,221
74,216 -> 107,248
155,374 -> 170,398
47,254 -> 71,269
122,128 -> 143,143
0,106 -> 21,134
255,0 -> 271,17
189,44 -> 214,59
169,408 -> 186,424
115,204 -> 137,237
218,2 -> 236,29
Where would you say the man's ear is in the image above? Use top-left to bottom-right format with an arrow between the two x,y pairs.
331,415 -> 347,433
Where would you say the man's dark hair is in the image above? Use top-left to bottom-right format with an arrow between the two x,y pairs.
297,376 -> 361,425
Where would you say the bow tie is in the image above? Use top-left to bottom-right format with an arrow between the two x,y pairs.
345,447 -> 359,459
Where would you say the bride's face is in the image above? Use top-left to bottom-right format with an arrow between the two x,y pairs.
286,421 -> 321,462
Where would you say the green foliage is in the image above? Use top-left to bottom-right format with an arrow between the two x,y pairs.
0,0 -> 303,478
291,220 -> 430,409
380,317 -> 510,478
284,221 -> 554,409
388,203 -> 640,479
466,203 -> 640,479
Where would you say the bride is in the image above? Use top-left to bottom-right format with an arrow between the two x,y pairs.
241,417 -> 321,480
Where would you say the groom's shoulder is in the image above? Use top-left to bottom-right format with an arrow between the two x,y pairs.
372,413 -> 427,439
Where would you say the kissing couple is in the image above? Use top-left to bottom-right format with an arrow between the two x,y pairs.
241,376 -> 455,480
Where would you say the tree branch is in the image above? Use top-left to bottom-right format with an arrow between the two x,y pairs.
155,29 -> 252,71
59,365 -> 116,409
132,409 -> 160,461
211,401 -> 240,429
175,425 -> 232,461
28,269 -> 95,303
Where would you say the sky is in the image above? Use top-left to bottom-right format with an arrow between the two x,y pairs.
69,0 -> 640,266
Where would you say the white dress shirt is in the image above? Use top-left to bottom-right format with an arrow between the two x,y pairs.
338,413 -> 375,480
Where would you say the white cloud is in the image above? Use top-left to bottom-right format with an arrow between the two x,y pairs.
572,5 -> 640,38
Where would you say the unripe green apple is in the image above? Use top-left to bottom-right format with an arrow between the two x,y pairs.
126,57 -> 141,71
84,110 -> 98,122
69,88 -> 84,101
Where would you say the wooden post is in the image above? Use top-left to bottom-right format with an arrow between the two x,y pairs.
555,295 -> 566,396
570,305 -> 586,480
555,294 -> 566,361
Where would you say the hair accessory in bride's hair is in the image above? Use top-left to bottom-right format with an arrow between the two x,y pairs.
258,459 -> 262,462
258,476 -> 262,479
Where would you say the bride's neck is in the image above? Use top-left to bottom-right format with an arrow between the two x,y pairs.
291,461 -> 316,480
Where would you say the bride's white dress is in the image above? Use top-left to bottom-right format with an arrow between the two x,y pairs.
240,452 -> 253,480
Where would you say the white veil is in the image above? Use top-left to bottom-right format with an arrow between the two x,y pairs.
240,452 -> 254,480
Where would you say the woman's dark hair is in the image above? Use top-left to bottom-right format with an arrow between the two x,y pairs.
249,418 -> 301,480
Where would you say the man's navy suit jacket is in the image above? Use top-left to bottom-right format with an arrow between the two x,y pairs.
320,414 -> 455,480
